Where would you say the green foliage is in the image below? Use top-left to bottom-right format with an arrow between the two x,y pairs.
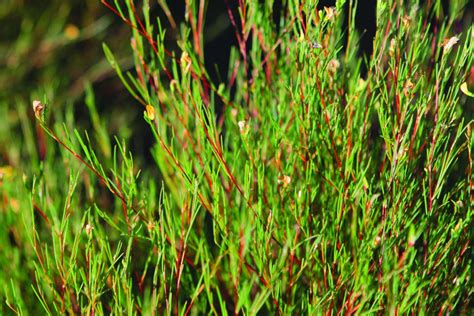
1,0 -> 473,314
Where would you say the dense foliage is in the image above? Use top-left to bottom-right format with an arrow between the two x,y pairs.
1,0 -> 473,314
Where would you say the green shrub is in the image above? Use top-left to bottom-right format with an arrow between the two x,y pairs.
1,0 -> 472,314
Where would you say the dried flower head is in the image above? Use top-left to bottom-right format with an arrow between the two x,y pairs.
441,36 -> 459,53
403,80 -> 414,97
389,38 -> 397,57
277,175 -> 291,187
180,51 -> 192,74
33,100 -> 45,119
147,221 -> 155,232
402,16 -> 411,30
145,104 -> 155,120
324,6 -> 336,21
327,59 -> 340,73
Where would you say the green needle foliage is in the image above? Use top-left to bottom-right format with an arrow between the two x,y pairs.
1,0 -> 473,314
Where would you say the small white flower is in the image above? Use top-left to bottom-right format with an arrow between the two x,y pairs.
374,235 -> 381,246
238,120 -> 247,134
85,223 -> 94,236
